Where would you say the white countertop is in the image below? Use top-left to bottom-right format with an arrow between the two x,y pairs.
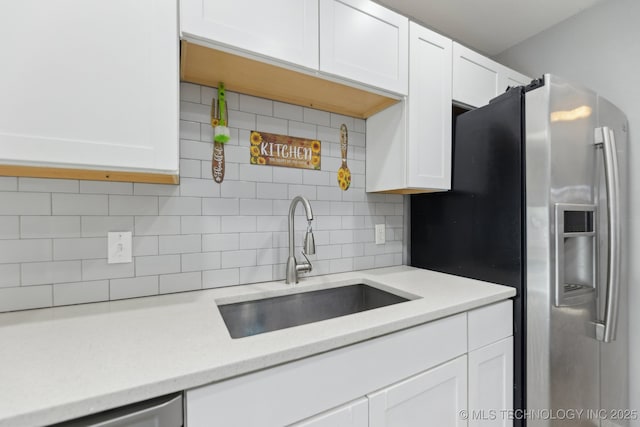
0,266 -> 516,427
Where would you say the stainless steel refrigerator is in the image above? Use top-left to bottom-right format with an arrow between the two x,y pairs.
410,74 -> 629,426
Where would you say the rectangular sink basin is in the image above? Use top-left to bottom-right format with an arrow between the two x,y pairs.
218,284 -> 410,338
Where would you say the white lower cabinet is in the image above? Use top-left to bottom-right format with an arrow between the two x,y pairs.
368,356 -> 467,427
186,302 -> 513,427
291,398 -> 369,427
468,337 -> 514,427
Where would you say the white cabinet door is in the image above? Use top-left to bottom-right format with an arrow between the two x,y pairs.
181,0 -> 319,69
452,42 -> 500,108
498,66 -> 530,94
0,0 -> 179,177
368,356 -> 467,427
407,22 -> 452,190
366,22 -> 451,193
320,0 -> 408,95
468,337 -> 514,427
290,398 -> 368,427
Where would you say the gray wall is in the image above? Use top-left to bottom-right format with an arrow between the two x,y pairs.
496,0 -> 640,420
0,83 -> 404,312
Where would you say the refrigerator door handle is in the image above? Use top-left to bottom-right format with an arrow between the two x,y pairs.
594,126 -> 621,343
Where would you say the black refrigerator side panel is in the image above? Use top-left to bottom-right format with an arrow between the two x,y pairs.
411,88 -> 526,422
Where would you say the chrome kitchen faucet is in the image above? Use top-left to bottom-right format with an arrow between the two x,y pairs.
285,195 -> 315,284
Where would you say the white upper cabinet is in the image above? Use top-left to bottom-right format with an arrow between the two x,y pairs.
452,42 -> 501,108
366,23 -> 451,193
319,0 -> 408,95
453,42 -> 530,108
0,0 -> 179,181
181,0 -> 319,69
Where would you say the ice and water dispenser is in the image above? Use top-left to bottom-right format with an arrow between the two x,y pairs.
554,203 -> 597,306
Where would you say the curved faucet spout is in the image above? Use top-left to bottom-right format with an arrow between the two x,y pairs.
286,196 -> 315,284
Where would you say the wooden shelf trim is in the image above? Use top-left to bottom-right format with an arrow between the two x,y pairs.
180,41 -> 398,119
0,165 -> 179,184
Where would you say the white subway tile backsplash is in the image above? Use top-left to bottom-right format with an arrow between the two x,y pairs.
220,181 -> 256,199
80,181 -> 133,195
180,140 -> 212,161
180,178 -> 220,198
181,216 -> 221,234
135,255 -> 181,276
180,159 -> 202,178
159,197 -> 201,216
109,195 -> 158,216
228,109 -> 256,131
239,164 -> 273,182
53,280 -> 109,305
133,236 -> 158,256
110,276 -> 158,300
288,121 -> 317,140
273,102 -> 303,121
202,233 -> 239,252
239,232 -> 272,249
221,216 -> 256,233
0,84 -> 403,312
159,234 -> 201,255
21,261 -> 82,285
181,252 -> 220,272
240,94 -> 273,116
221,250 -> 256,268
135,216 -> 180,236
330,113 -> 355,130
180,101 -> 210,123
0,264 -> 20,288
202,198 -> 239,216
257,183 -> 288,200
53,194 -> 107,216
133,184 -> 180,197
203,268 -> 239,289
273,168 -> 302,184
0,177 -> 17,191
18,178 -> 79,193
240,199 -> 273,216
303,108 -> 331,126
82,259 -> 134,281
160,271 -> 202,294
0,239 -> 52,263
0,286 -> 52,312
0,216 -> 19,239
180,82 -> 201,103
240,265 -> 272,284
0,192 -> 50,215
54,237 -> 106,260
257,115 -> 287,134
21,216 -> 81,239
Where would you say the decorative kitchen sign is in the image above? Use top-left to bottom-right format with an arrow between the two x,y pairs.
337,124 -> 351,191
250,131 -> 321,170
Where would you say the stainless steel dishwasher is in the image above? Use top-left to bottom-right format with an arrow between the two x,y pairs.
51,393 -> 183,427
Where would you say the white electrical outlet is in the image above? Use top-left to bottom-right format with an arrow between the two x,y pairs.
375,224 -> 386,245
108,231 -> 132,264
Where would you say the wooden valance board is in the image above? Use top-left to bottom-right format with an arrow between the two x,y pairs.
180,41 -> 399,119
0,165 -> 179,184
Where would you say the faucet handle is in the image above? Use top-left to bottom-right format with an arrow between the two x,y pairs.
296,251 -> 313,274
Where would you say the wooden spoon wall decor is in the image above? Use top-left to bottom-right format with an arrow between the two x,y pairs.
337,124 -> 351,190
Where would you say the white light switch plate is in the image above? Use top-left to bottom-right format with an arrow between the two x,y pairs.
375,224 -> 386,245
108,231 -> 132,264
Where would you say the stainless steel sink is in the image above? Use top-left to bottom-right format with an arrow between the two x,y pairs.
218,284 -> 411,338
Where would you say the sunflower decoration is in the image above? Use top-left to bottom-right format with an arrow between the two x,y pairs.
311,140 -> 321,153
311,155 -> 320,168
250,145 -> 260,157
257,157 -> 266,165
250,131 -> 263,146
